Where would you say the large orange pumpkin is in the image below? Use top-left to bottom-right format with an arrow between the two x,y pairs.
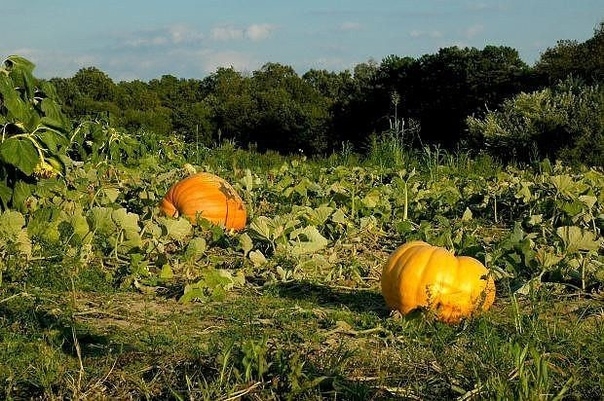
159,172 -> 247,230
381,241 -> 495,323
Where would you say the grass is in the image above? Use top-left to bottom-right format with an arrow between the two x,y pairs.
1,274 -> 602,400
1,137 -> 602,400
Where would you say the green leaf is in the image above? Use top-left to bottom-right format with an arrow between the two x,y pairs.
0,137 -> 40,175
180,268 -> 244,303
0,210 -> 26,238
102,188 -> 120,203
304,205 -> 333,226
159,264 -> 174,280
88,207 -> 117,235
288,225 -> 329,256
11,181 -> 34,212
239,232 -> 254,256
112,208 -> 139,232
249,216 -> 274,241
0,210 -> 31,257
40,98 -> 69,132
556,226 -> 602,253
249,250 -> 267,267
159,216 -> 192,241
37,129 -> 69,153
0,181 -> 12,209
535,247 -> 563,268
183,237 -> 207,262
361,189 -> 381,208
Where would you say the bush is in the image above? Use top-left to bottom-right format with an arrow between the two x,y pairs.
467,77 -> 603,166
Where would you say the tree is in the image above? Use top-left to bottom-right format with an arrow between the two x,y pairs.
535,20 -> 604,84
249,63 -> 331,153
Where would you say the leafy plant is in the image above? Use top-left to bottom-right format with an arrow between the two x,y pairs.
0,56 -> 71,208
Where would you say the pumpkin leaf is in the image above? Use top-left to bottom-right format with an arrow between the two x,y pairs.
288,226 -> 329,256
180,268 -> 244,303
239,232 -> 254,256
249,250 -> 267,267
159,217 -> 192,242
556,226 -> 602,253
183,237 -> 207,262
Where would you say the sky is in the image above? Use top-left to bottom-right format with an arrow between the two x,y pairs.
3,1 -> 602,82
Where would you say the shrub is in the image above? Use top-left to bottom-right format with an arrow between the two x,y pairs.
467,77 -> 603,166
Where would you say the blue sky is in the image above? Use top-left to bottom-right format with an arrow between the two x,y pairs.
3,1 -> 602,81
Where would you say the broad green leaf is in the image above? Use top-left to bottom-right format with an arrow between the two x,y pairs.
112,208 -> 142,248
112,208 -> 139,232
70,213 -> 91,240
550,174 -> 587,199
535,247 -> 563,268
0,137 -> 39,175
11,181 -> 34,212
288,226 -> 329,256
361,188 -> 381,208
88,207 -> 116,235
331,209 -> 348,225
239,232 -> 254,256
239,168 -> 254,192
183,237 -> 207,262
305,206 -> 334,226
515,182 -> 532,203
461,207 -> 473,221
159,264 -> 174,280
556,226 -> 602,253
37,129 -> 69,153
0,210 -> 31,256
159,216 -> 192,241
40,99 -> 69,132
0,181 -> 13,209
249,216 -> 273,241
0,210 -> 26,238
180,268 -> 244,303
249,250 -> 267,266
578,195 -> 597,210
527,214 -> 543,226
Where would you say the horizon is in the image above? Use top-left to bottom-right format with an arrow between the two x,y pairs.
3,1 -> 602,81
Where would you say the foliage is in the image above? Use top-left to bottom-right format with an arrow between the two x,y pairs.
535,21 -> 604,84
0,130 -> 602,398
42,21 -> 604,166
0,55 -> 72,209
467,78 -> 604,165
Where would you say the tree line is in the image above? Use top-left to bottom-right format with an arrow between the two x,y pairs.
49,22 -> 603,164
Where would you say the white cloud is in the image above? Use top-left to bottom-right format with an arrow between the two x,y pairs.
211,23 -> 276,42
339,21 -> 362,31
211,25 -> 244,41
409,30 -> 443,39
168,24 -> 204,44
467,2 -> 507,12
464,24 -> 484,38
199,49 -> 259,73
120,24 -> 204,48
245,24 -> 275,41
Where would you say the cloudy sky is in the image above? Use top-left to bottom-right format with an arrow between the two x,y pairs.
3,1 -> 602,81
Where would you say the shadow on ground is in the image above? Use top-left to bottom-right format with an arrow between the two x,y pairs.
268,280 -> 391,317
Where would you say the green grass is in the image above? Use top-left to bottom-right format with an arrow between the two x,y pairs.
1,276 -> 602,400
1,136 -> 602,400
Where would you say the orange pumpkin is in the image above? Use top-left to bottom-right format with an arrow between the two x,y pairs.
381,241 -> 495,323
159,172 -> 247,230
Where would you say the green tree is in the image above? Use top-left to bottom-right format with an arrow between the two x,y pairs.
535,21 -> 604,84
466,78 -> 603,165
249,63 -> 331,153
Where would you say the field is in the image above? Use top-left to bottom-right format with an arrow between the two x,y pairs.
1,140 -> 603,400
